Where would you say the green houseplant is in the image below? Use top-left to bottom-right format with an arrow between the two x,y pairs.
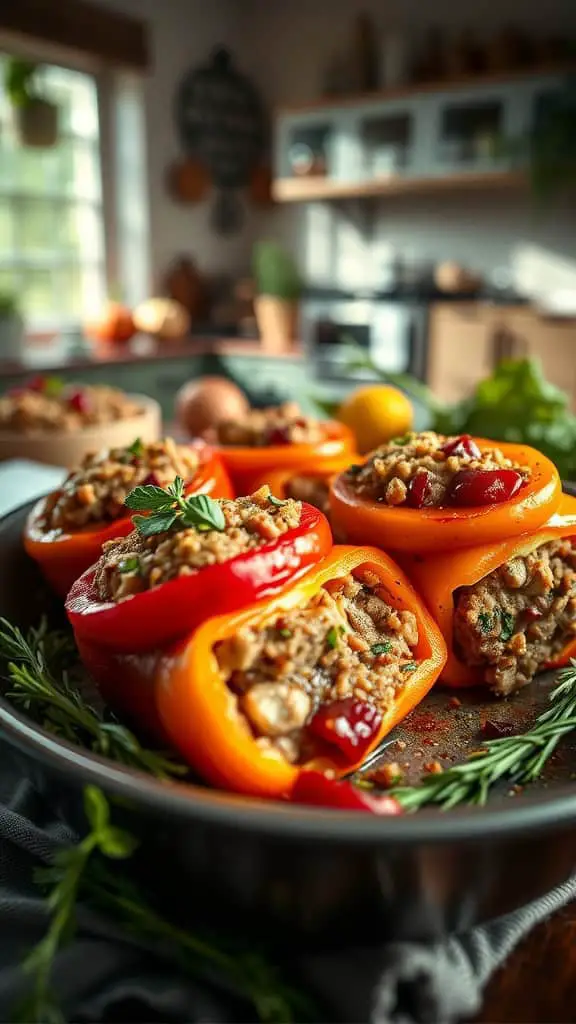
0,291 -> 24,359
252,242 -> 302,351
4,58 -> 59,148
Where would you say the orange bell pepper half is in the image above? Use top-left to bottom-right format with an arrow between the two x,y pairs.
403,493 -> 576,688
217,420 -> 356,495
330,439 -> 561,555
155,545 -> 447,798
24,441 -> 233,598
256,451 -> 361,503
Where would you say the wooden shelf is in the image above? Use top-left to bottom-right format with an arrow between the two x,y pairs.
272,170 -> 528,203
276,64 -> 575,116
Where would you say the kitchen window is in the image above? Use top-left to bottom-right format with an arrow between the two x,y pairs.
0,50 -> 149,335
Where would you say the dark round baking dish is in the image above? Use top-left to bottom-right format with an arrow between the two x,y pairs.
1,498 -> 576,948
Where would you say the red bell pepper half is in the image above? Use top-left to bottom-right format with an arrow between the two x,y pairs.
24,440 -> 233,598
66,501 -> 332,653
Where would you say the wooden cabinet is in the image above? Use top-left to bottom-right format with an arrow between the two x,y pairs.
426,303 -> 576,409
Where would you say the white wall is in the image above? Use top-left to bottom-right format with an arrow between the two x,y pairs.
98,0 -> 258,286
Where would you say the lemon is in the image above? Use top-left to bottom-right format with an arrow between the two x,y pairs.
338,384 -> 413,454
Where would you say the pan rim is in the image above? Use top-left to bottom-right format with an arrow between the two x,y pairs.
2,496 -> 576,845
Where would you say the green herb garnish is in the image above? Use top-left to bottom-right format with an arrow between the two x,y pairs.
477,611 -> 493,634
391,434 -> 412,446
268,493 -> 288,507
389,662 -> 576,810
118,556 -> 140,574
403,662 -> 417,672
278,627 -> 292,639
0,618 -> 186,781
42,375 -> 64,397
127,437 -> 144,458
346,464 -> 363,476
371,640 -> 392,656
125,477 -> 226,537
499,609 -> 515,643
326,626 -> 339,650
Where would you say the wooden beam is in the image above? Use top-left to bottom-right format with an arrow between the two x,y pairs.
0,0 -> 150,71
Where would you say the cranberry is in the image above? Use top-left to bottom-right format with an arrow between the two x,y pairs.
447,469 -> 524,507
406,470 -> 435,508
141,472 -> 161,487
266,426 -> 292,445
27,375 -> 47,392
524,606 -> 543,622
442,434 -> 481,460
308,697 -> 382,762
67,388 -> 91,414
291,771 -> 402,815
482,719 -> 516,740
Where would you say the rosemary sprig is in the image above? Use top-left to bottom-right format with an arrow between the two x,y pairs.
389,662 -> 576,811
125,476 -> 226,537
18,787 -> 316,1024
0,618 -> 187,781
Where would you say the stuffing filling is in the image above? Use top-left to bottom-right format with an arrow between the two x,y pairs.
345,431 -> 530,508
41,438 -> 199,532
215,568 -> 420,764
0,380 -> 143,433
210,402 -> 325,447
95,486 -> 302,602
454,539 -> 576,696
285,473 -> 330,516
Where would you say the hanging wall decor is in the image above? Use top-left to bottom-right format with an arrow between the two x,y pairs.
173,47 -> 268,234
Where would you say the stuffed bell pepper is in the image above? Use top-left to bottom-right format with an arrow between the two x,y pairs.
67,484 -> 332,732
24,437 -> 233,597
206,401 -> 355,494
404,494 -> 576,693
256,450 -> 360,523
330,430 -> 561,555
154,545 -> 446,797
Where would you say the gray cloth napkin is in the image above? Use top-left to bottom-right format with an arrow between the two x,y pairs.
0,753 -> 574,1024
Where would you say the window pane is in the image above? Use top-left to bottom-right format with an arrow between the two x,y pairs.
0,53 -> 106,324
17,201 -> 58,256
20,269 -> 55,316
0,201 -> 13,254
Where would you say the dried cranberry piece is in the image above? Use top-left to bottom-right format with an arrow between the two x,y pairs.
27,375 -> 47,392
524,606 -> 543,622
67,388 -> 91,415
482,719 -> 516,739
291,771 -> 402,815
447,469 -> 524,507
406,470 -> 434,508
266,426 -> 292,445
308,697 -> 382,762
141,472 -> 161,487
442,434 -> 481,459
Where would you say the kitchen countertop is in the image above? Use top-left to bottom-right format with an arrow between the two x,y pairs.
0,336 -> 304,379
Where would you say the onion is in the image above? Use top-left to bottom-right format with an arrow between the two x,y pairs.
175,376 -> 250,437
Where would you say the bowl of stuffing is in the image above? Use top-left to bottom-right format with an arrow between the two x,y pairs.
0,377 -> 161,468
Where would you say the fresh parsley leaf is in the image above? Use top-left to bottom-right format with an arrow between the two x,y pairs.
180,494 -> 225,532
127,437 -> 144,458
268,494 -> 287,507
132,511 -> 177,536
168,475 -> 185,500
118,556 -> 140,574
278,627 -> 292,639
125,485 -> 175,512
326,626 -> 339,650
403,662 -> 417,672
371,640 -> 392,656
499,609 -> 515,643
391,434 -> 412,446
478,611 -> 493,634
42,375 -> 64,397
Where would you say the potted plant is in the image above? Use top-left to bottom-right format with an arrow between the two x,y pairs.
252,242 -> 302,352
0,292 -> 24,360
4,58 -> 59,148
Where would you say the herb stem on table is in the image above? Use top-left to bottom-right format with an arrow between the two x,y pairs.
387,662 -> 576,811
0,618 -> 186,781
